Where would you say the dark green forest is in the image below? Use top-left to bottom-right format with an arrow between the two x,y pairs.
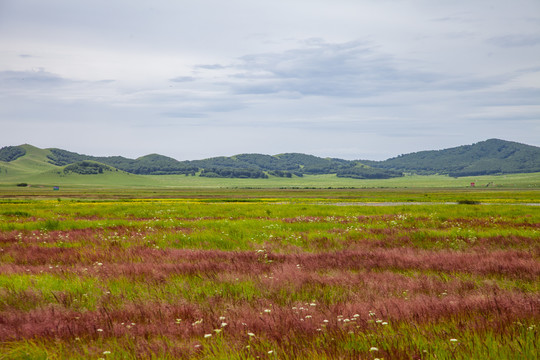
0,146 -> 26,162
63,161 -> 114,175
365,139 -> 540,177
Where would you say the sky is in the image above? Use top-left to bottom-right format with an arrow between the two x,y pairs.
1,0 -> 539,161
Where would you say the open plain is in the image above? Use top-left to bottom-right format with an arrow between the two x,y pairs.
0,187 -> 538,359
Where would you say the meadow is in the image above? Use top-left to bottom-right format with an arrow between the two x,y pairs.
0,189 -> 538,359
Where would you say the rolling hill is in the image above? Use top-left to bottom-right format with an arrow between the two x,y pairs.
364,139 -> 540,177
0,139 -> 539,185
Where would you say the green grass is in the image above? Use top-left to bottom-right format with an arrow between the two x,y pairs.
0,190 -> 538,359
1,172 -> 539,190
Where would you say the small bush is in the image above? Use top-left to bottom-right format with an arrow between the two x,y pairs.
457,200 -> 481,205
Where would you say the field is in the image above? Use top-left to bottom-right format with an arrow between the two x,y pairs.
0,189 -> 538,359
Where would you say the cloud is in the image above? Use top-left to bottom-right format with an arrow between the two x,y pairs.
160,112 -> 207,118
0,69 -> 74,88
193,39 -> 513,99
195,64 -> 226,70
170,76 -> 196,82
465,87 -> 540,106
488,34 -> 540,47
223,40 -> 431,97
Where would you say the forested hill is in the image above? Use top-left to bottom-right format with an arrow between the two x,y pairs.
365,139 -> 540,177
1,139 -> 538,179
44,149 -> 399,179
47,149 -> 199,175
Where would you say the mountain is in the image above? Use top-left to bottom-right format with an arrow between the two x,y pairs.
365,139 -> 540,177
1,139 -> 539,180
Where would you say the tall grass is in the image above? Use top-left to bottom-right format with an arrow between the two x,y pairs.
0,193 -> 538,358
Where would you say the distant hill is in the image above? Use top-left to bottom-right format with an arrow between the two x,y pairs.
365,139 -> 540,177
43,148 -> 401,179
47,148 -> 199,175
1,139 -> 538,180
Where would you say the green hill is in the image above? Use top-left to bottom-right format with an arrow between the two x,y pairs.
366,139 -> 540,177
45,148 -> 400,179
47,149 -> 198,175
0,144 -> 57,179
1,139 -> 539,186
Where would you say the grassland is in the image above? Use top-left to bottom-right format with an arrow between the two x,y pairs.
0,188 -> 538,359
2,171 -> 540,190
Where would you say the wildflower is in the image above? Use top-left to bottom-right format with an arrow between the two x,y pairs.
175,318 -> 182,324
213,329 -> 222,333
204,333 -> 212,338
219,316 -> 226,321
103,351 -> 111,355
450,338 -> 458,343
305,315 -> 312,319
264,309 -> 271,313
376,319 -> 383,324
370,347 -> 379,352
247,332 -> 255,337
323,319 -> 329,323
96,328 -> 103,332
353,314 -> 360,318
268,350 -> 274,354
221,322 -> 227,327
382,322 -> 388,326
310,303 -> 317,306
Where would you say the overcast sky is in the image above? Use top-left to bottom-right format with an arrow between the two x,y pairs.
1,0 -> 539,160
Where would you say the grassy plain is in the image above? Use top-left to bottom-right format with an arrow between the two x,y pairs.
1,171 -> 540,190
0,188 -> 538,359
